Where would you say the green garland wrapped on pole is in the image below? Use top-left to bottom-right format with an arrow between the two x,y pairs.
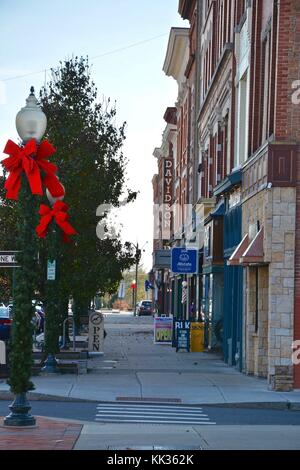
2,87 -> 72,427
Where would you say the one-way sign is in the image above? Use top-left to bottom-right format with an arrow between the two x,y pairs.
0,251 -> 19,267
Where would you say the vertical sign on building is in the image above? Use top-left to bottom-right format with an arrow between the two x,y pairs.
162,157 -> 173,240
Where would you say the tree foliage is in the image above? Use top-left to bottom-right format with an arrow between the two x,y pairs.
39,57 -> 136,313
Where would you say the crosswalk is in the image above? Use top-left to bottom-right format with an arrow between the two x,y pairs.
95,403 -> 216,425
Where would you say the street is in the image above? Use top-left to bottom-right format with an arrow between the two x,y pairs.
2,312 -> 300,450
0,400 -> 300,426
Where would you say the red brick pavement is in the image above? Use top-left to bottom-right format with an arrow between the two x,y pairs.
0,417 -> 82,450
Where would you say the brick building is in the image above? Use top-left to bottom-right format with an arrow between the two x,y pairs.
152,0 -> 300,390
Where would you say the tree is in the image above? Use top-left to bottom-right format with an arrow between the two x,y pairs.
39,56 -> 136,334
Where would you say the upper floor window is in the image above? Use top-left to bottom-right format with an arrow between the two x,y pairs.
236,0 -> 247,27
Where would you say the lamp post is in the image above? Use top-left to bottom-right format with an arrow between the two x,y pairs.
41,186 -> 65,373
4,87 -> 46,427
132,242 -> 148,316
133,244 -> 141,316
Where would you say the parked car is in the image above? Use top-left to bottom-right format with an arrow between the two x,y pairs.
0,306 -> 12,341
136,300 -> 153,316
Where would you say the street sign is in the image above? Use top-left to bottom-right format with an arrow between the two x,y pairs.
171,248 -> 198,274
47,260 -> 56,280
0,251 -> 19,267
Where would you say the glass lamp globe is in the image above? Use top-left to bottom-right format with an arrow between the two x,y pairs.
16,87 -> 47,143
46,185 -> 65,207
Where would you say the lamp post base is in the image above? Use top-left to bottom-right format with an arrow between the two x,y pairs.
42,353 -> 59,373
4,393 -> 36,427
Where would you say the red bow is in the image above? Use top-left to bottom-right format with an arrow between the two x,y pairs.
36,201 -> 77,243
2,139 -> 64,200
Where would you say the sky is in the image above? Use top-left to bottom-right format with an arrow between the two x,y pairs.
0,0 -> 187,272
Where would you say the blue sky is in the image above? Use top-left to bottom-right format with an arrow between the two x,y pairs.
0,0 -> 187,271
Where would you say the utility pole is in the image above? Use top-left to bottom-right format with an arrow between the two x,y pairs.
134,244 -> 141,316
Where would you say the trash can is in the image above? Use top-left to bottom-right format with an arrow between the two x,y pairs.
190,322 -> 205,352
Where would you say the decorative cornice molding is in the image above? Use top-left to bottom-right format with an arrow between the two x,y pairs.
163,27 -> 190,81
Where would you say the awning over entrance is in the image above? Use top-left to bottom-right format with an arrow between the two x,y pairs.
227,234 -> 249,266
227,228 -> 265,266
240,228 -> 264,265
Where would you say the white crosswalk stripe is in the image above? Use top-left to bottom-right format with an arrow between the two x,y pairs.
95,403 -> 216,425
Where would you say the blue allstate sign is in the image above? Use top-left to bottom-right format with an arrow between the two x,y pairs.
171,248 -> 198,274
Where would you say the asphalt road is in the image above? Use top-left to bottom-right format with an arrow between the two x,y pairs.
0,400 -> 300,425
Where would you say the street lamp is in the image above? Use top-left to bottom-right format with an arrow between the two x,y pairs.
4,87 -> 47,427
16,87 -> 47,143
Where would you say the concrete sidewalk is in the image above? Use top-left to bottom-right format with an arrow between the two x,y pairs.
1,313 -> 300,407
1,416 -> 299,449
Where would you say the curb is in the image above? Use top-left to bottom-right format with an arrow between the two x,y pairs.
0,391 -> 99,403
0,391 -> 299,409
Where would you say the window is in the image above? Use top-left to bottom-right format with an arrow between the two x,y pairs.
235,71 -> 249,166
261,33 -> 271,144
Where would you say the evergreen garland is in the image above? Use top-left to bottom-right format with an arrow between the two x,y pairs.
7,175 -> 38,393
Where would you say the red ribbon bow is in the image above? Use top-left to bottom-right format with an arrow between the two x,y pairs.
2,139 -> 64,200
36,201 -> 77,243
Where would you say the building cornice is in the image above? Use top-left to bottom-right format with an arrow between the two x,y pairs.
178,0 -> 196,20
163,27 -> 190,81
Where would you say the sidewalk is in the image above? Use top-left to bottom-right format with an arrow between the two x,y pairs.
1,314 -> 300,450
1,314 -> 300,407
0,417 -> 82,450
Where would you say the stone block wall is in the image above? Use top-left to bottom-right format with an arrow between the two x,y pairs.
242,186 -> 296,390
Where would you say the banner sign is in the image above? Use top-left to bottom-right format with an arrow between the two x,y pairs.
171,248 -> 198,274
118,280 -> 126,299
154,316 -> 173,344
